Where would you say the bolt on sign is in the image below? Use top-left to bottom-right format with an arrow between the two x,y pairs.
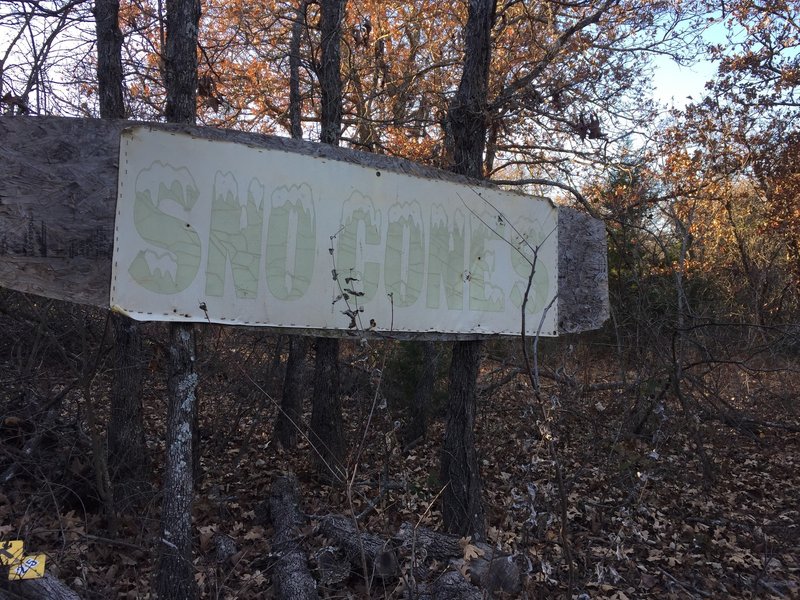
0,117 -> 608,337
112,128 -> 559,336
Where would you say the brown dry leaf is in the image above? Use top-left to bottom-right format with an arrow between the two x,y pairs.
639,572 -> 658,589
463,543 -> 485,561
243,526 -> 264,541
458,559 -> 469,579
120,554 -> 138,567
198,525 -> 217,552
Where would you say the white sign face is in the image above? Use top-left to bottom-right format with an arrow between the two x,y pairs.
111,128 -> 559,337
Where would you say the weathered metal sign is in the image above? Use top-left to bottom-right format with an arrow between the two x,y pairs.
112,128 -> 559,336
0,116 -> 608,337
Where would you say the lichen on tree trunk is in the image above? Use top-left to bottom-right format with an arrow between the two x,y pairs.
156,0 -> 201,597
269,475 -> 320,599
157,322 -> 198,599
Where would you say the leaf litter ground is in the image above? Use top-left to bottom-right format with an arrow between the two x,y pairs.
0,320 -> 798,599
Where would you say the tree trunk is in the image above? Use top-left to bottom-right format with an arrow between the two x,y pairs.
406,341 -> 437,445
277,0 -> 312,451
310,337 -> 345,481
396,522 -> 520,596
108,316 -> 149,509
93,0 -> 146,512
93,0 -> 125,120
318,515 -> 399,580
319,0 -> 346,147
310,0 -> 347,480
396,521 -> 461,559
440,0 -> 496,539
157,0 -> 201,597
414,570 -> 481,600
276,335 -> 310,448
163,0 -> 200,125
440,340 -> 485,538
447,0 -> 495,178
0,573 -> 81,600
289,0 -> 309,140
157,323 -> 198,599
94,0 -> 150,513
269,475 -> 319,600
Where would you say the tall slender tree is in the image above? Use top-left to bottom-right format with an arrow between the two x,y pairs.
276,0 -> 312,450
156,0 -> 201,596
94,0 -> 150,512
438,0 -> 497,540
94,0 -> 124,120
309,0 -> 347,481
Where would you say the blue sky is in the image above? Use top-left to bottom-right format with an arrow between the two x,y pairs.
648,17 -> 733,109
651,55 -> 718,108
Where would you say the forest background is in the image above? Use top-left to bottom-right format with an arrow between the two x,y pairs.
0,0 -> 798,598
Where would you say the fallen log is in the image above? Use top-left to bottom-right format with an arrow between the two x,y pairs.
268,475 -> 319,600
395,521 -> 461,560
0,573 -> 81,600
412,569 -> 481,600
396,522 -> 520,596
318,515 -> 399,580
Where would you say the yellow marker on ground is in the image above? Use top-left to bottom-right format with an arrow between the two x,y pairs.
0,541 -> 24,566
8,554 -> 46,580
1,540 -> 46,580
